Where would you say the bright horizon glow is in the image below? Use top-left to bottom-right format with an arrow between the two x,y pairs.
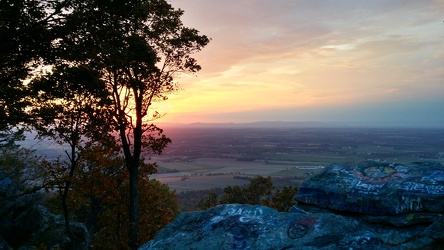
153,0 -> 444,127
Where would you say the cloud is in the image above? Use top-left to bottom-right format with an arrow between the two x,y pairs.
167,0 -> 444,125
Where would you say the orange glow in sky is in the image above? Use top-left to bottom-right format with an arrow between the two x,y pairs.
155,0 -> 444,127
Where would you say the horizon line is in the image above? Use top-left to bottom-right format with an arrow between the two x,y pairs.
155,120 -> 444,129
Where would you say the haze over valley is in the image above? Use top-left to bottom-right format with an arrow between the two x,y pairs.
21,124 -> 444,193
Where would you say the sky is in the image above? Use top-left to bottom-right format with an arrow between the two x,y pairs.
156,0 -> 444,127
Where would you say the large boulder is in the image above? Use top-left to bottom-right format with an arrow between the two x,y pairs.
293,161 -> 444,249
0,170 -> 90,250
295,161 -> 444,216
141,162 -> 444,250
0,172 -> 33,220
140,203 -> 441,250
1,204 -> 91,250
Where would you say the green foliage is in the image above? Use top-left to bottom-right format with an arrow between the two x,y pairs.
0,128 -> 25,149
0,0 -> 63,147
196,192 -> 219,211
198,176 -> 298,212
0,146 -> 45,193
220,176 -> 273,205
92,179 -> 178,249
2,0 -> 208,247
46,145 -> 179,249
136,179 -> 179,245
30,64 -> 111,146
30,48 -> 117,244
50,1 -> 209,247
0,0 -> 64,126
262,186 -> 299,212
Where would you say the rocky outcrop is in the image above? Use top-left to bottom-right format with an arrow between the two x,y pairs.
140,162 -> 444,250
294,161 -> 444,249
0,171 -> 90,250
295,161 -> 444,216
140,204 -> 400,250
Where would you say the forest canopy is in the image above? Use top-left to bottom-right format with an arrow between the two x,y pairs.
1,0 -> 209,248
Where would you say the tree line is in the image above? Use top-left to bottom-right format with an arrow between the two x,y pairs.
1,0 -> 209,249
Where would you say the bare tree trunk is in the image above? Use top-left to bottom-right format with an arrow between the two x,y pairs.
128,159 -> 139,250
119,123 -> 140,249
128,91 -> 143,250
62,130 -> 79,250
61,186 -> 74,249
87,195 -> 100,232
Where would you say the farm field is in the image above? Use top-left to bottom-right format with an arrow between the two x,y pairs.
150,126 -> 444,192
151,157 -> 323,192
22,126 -> 444,193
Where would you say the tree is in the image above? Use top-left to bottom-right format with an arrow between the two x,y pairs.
262,186 -> 299,212
54,1 -> 209,247
1,1 -> 206,248
0,146 -> 45,196
196,192 -> 220,211
30,65 -> 111,245
51,144 -> 179,248
220,176 -> 274,205
0,129 -> 25,149
198,176 -> 299,212
0,0 -> 67,145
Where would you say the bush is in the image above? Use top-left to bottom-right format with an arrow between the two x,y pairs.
198,176 -> 298,212
262,186 -> 299,212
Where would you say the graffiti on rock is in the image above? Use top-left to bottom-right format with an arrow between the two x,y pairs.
399,181 -> 444,195
396,196 -> 423,213
421,171 -> 444,185
351,165 -> 404,183
287,217 -> 318,239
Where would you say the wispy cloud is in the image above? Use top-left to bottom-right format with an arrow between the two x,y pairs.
166,0 -> 444,125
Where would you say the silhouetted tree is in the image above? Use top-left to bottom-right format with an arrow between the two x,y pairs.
30,65 -> 110,245
53,1 -> 209,248
0,0 -> 67,146
2,1 -> 208,247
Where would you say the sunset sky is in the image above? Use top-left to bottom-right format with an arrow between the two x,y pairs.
157,0 -> 444,127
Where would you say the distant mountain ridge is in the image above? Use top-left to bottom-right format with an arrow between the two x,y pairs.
158,121 -> 341,128
157,120 -> 444,129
